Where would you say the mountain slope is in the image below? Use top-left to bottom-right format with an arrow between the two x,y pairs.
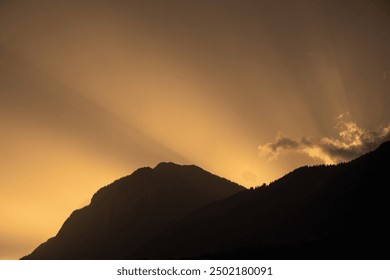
23,142 -> 390,259
22,162 -> 244,259
134,141 -> 390,259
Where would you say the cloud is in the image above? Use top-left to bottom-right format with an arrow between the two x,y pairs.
258,121 -> 390,164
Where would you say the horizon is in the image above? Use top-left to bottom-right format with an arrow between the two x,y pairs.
1,0 -> 390,259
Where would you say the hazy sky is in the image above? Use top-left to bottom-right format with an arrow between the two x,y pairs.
1,0 -> 390,259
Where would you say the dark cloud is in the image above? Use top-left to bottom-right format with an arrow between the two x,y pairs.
259,121 -> 390,164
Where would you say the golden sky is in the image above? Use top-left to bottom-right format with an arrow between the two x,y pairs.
1,0 -> 390,259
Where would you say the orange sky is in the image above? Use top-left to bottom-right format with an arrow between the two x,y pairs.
1,0 -> 390,259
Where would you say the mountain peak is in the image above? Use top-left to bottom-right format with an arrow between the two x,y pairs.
153,162 -> 204,173
154,162 -> 181,169
22,161 -> 244,260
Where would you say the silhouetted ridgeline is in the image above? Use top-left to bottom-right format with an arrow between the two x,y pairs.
23,141 -> 390,259
22,163 -> 243,259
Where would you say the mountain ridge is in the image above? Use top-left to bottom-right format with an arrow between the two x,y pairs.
23,142 -> 390,259
133,141 -> 390,259
22,162 -> 244,259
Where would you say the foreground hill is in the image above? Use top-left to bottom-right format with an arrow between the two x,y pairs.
22,163 -> 244,259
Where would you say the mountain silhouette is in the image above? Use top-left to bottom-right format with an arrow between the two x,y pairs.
23,142 -> 390,259
134,141 -> 390,259
22,162 -> 243,259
